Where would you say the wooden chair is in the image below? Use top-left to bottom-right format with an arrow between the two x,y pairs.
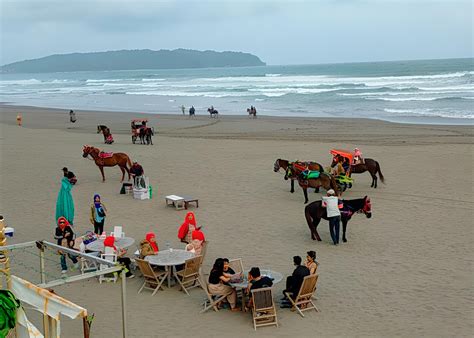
135,259 -> 167,296
175,255 -> 202,295
99,247 -> 118,284
251,287 -> 278,330
199,273 -> 227,313
284,274 -> 319,317
200,241 -> 208,262
228,258 -> 244,275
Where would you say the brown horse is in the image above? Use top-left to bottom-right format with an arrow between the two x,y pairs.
273,159 -> 324,193
331,155 -> 385,188
286,163 -> 339,203
304,196 -> 372,242
82,145 -> 131,182
97,125 -> 111,143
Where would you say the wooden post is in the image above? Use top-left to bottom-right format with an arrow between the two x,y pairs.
120,269 -> 127,338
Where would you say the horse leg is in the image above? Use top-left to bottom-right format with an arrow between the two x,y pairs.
99,166 -> 105,182
313,218 -> 322,241
303,188 -> 309,204
120,166 -> 126,182
370,172 -> 377,188
342,218 -> 349,242
374,174 -> 378,188
290,179 -> 294,193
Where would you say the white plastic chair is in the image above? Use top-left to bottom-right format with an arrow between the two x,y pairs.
99,246 -> 118,283
79,242 -> 98,274
112,226 -> 124,238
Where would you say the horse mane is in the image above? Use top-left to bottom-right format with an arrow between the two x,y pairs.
342,197 -> 366,211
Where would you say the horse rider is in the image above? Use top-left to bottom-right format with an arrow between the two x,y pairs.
353,148 -> 364,165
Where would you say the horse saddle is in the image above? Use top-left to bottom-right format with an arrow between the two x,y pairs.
99,151 -> 113,159
300,170 -> 321,180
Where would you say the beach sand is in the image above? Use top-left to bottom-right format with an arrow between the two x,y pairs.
0,104 -> 473,337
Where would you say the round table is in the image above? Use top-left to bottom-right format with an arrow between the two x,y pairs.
230,269 -> 283,311
85,237 -> 135,252
145,249 -> 195,288
230,269 -> 283,289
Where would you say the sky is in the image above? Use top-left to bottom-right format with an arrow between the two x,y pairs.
0,0 -> 472,66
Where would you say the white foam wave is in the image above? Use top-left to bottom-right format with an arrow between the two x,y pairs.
141,78 -> 166,82
265,73 -> 281,77
368,96 -> 458,102
383,108 -> 473,119
0,79 -> 41,85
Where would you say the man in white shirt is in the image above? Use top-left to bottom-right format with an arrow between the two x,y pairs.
322,189 -> 342,245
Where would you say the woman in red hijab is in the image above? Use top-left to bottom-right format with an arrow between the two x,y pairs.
177,212 -> 197,243
104,236 -> 134,278
54,217 -> 78,274
139,232 -> 159,258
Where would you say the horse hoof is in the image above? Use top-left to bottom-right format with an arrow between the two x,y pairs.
343,239 -> 347,243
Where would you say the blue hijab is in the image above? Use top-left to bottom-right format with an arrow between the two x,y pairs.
94,194 -> 101,208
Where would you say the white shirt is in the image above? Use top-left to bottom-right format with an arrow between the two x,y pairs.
322,196 -> 341,217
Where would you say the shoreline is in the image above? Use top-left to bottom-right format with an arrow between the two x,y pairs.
1,102 -> 473,126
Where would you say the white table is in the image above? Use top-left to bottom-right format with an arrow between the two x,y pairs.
85,237 -> 135,252
165,195 -> 185,210
145,249 -> 195,288
230,269 -> 283,310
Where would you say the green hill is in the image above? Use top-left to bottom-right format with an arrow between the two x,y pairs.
0,49 -> 266,73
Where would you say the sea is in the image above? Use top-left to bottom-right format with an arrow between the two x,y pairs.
1,58 -> 473,124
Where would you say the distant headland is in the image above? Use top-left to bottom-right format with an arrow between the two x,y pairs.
0,49 -> 266,73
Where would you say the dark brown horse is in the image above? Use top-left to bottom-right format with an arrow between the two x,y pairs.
82,145 -> 131,182
331,155 -> 385,188
304,196 -> 372,242
97,125 -> 111,143
295,171 -> 339,204
139,127 -> 154,145
273,159 -> 324,193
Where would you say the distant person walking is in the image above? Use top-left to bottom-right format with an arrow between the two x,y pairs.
16,113 -> 22,126
189,105 -> 195,117
181,105 -> 186,115
69,110 -> 77,123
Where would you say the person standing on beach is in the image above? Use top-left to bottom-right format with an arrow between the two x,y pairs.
54,217 -> 78,274
16,113 -> 22,126
181,105 -> 186,115
69,110 -> 76,123
90,194 -> 107,235
321,189 -> 342,245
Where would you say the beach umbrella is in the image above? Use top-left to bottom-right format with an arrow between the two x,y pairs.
55,177 -> 75,225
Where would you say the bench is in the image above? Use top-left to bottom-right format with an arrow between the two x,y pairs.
165,195 -> 199,210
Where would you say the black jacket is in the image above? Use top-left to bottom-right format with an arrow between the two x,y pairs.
290,265 -> 310,295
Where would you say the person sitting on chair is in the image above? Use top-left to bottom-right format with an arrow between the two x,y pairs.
139,232 -> 159,258
281,256 -> 310,306
245,267 -> 273,309
130,161 -> 145,188
208,258 -> 240,312
305,251 -> 319,275
104,236 -> 134,278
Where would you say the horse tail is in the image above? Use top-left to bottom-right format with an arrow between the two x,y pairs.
304,204 -> 314,229
376,161 -> 385,184
126,155 -> 132,170
316,162 -> 324,172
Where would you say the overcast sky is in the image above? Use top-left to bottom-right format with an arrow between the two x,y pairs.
0,0 -> 472,66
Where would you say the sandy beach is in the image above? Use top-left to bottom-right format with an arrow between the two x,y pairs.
0,104 -> 473,337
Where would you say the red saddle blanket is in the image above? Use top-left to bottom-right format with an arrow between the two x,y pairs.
99,152 -> 113,159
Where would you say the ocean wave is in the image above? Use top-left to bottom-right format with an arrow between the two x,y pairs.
0,79 -> 42,85
367,96 -> 466,102
383,108 -> 473,119
265,73 -> 281,77
141,78 -> 166,82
